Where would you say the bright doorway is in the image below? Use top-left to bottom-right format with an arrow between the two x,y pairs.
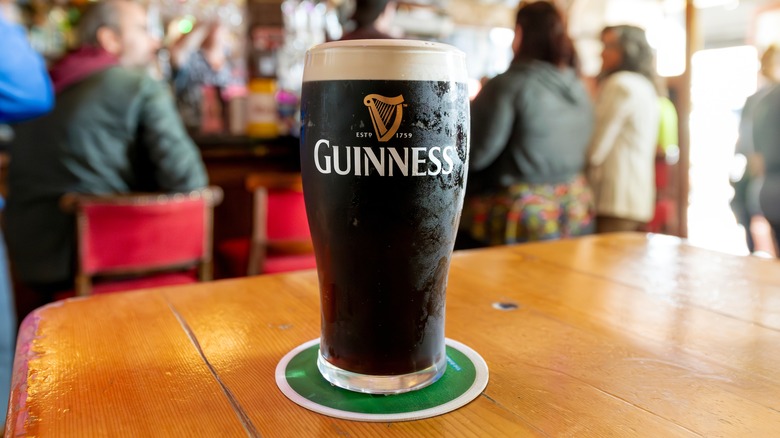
687,45 -> 758,256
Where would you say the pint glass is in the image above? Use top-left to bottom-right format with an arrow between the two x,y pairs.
300,40 -> 469,394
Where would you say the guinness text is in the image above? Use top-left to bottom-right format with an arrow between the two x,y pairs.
314,139 -> 458,176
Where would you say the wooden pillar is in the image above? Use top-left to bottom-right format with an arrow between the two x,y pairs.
676,0 -> 698,238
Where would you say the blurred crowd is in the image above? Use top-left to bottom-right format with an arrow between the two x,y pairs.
459,2 -> 671,247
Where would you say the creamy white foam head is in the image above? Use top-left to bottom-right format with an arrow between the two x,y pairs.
303,39 -> 468,82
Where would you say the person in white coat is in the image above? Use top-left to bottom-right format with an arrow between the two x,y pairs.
588,25 -> 660,233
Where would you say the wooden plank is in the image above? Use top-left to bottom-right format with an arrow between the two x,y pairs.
7,234 -> 780,436
445,237 -> 780,436
162,238 -> 772,435
6,292 -> 249,437
161,273 -> 551,437
507,233 -> 780,330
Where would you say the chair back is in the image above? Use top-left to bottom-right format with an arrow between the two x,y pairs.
266,190 -> 310,242
245,173 -> 315,275
62,187 -> 223,296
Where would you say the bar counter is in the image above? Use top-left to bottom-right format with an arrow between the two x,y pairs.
5,233 -> 780,436
196,135 -> 300,273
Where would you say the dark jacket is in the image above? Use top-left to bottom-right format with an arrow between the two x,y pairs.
468,60 -> 593,193
6,65 -> 208,286
753,83 -> 780,224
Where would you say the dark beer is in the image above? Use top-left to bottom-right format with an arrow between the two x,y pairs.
300,40 -> 469,394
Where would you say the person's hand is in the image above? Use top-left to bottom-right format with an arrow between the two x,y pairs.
748,153 -> 766,177
170,20 -> 215,67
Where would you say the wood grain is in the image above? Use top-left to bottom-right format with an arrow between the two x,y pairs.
6,233 -> 780,436
6,292 -> 249,437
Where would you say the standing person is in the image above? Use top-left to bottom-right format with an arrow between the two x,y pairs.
460,1 -> 595,247
752,81 -> 780,254
170,22 -> 236,132
0,8 -> 54,427
6,0 -> 208,319
588,25 -> 660,233
731,46 -> 780,253
339,0 -> 397,40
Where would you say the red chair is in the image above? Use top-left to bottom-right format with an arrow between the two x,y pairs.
645,198 -> 676,234
655,154 -> 670,191
644,151 -> 679,235
218,173 -> 316,277
60,187 -> 223,296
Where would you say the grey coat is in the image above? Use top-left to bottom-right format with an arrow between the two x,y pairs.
468,60 -> 594,193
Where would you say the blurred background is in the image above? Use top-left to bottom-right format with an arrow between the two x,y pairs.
3,0 -> 780,257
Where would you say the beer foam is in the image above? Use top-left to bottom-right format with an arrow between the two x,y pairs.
303,40 -> 468,82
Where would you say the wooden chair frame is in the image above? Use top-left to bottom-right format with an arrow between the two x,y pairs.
60,186 -> 223,296
244,173 -> 313,276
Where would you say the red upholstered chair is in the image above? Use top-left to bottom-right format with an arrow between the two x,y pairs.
645,198 -> 677,234
655,154 -> 670,191
60,187 -> 223,296
644,151 -> 679,235
218,173 -> 316,277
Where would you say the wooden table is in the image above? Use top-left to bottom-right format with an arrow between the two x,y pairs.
5,233 -> 780,436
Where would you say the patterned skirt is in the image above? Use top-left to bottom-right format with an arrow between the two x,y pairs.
461,175 -> 595,246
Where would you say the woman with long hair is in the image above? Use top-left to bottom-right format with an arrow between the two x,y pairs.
459,1 -> 595,247
588,25 -> 660,233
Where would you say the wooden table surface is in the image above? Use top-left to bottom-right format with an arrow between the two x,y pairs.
5,233 -> 780,437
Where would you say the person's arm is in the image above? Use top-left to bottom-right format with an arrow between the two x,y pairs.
587,76 -> 631,167
137,76 -> 208,191
169,22 -> 214,70
0,16 -> 54,123
739,91 -> 767,177
736,94 -> 756,155
469,76 -> 516,172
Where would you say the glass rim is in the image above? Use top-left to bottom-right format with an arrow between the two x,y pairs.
303,39 -> 468,82
306,39 -> 466,58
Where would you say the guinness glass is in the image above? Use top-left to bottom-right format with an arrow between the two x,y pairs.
300,40 -> 469,394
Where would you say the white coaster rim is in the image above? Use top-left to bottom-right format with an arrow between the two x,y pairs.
275,337 -> 489,422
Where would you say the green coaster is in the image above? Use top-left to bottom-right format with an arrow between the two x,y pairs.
275,338 -> 489,422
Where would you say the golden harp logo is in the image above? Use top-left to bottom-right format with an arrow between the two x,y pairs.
363,94 -> 405,142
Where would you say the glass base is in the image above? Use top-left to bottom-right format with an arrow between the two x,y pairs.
317,351 -> 446,395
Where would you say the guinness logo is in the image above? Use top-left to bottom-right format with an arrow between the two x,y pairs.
363,94 -> 405,142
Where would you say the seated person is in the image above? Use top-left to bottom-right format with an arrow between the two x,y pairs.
6,0 -> 207,319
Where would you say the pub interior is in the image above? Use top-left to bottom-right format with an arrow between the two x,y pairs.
2,0 -> 780,435
2,0 -> 776,266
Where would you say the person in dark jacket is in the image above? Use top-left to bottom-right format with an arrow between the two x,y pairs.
752,82 -> 780,254
731,46 -> 780,253
6,0 -> 208,318
459,1 -> 594,247
0,9 -> 54,428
